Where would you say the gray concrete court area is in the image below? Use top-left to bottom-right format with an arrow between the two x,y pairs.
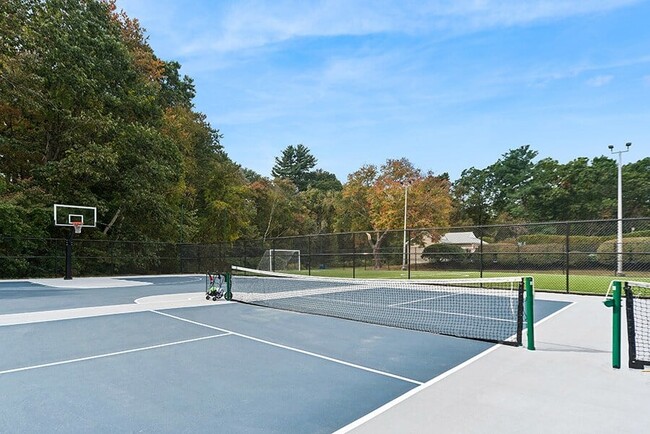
344,292 -> 650,434
0,276 -> 645,433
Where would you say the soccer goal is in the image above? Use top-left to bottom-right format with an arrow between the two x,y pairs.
257,249 -> 301,272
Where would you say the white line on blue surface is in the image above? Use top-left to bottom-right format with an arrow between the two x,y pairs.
332,343 -> 504,434
0,333 -> 231,376
333,301 -> 578,433
153,310 -> 424,386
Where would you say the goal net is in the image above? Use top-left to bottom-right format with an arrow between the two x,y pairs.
257,249 -> 301,272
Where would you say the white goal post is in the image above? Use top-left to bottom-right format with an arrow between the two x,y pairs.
258,249 -> 301,272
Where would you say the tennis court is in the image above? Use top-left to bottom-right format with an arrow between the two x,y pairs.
0,274 -> 645,433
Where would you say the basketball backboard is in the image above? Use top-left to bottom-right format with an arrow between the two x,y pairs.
54,204 -> 97,228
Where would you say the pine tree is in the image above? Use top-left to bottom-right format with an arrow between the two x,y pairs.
271,144 -> 317,191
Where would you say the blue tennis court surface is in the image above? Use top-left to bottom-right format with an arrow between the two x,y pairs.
0,276 -> 569,433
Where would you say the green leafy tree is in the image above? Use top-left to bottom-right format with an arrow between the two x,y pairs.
199,160 -> 256,242
300,188 -> 340,234
451,167 -> 492,226
0,0 -> 237,244
487,145 -> 538,220
240,168 -> 264,183
452,145 -> 537,225
337,158 -> 452,268
562,157 -> 617,220
248,177 -> 312,239
159,60 -> 196,108
2,0 -> 166,238
451,146 -> 650,226
307,169 -> 343,192
624,157 -> 650,218
160,105 -> 252,243
522,156 -> 618,222
520,157 -> 569,222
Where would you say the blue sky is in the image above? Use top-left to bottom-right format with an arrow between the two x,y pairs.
115,0 -> 649,182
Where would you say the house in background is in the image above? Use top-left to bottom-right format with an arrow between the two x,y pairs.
408,231 -> 487,263
439,232 -> 486,253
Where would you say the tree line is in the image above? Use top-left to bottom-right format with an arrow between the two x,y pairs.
1,0 -> 649,251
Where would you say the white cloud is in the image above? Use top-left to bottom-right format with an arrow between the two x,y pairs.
586,75 -> 614,87
427,0 -> 641,30
179,0 -> 642,54
180,1 -> 394,54
520,54 -> 650,88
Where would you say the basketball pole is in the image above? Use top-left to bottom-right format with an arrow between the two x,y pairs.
65,227 -> 74,280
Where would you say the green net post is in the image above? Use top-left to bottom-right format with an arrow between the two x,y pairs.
525,277 -> 535,350
603,281 -> 621,368
224,272 -> 233,301
612,281 -> 622,369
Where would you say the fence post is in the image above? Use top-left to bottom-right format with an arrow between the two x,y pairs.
479,224 -> 484,278
242,240 -> 247,269
195,243 -> 201,274
352,233 -> 356,279
308,235 -> 312,276
413,231 -> 417,273
407,229 -> 411,279
565,222 -> 570,293
178,242 -> 183,274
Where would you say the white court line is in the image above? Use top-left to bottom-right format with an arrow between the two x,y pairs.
0,333 -> 231,376
388,292 -> 460,307
334,300 -> 577,433
132,277 -> 204,286
295,294 -> 517,324
394,306 -> 517,323
153,310 -> 423,386
333,343 -> 504,434
0,297 -> 228,327
29,278 -> 153,289
530,300 -> 576,327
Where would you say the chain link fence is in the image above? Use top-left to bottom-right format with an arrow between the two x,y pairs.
2,218 -> 649,294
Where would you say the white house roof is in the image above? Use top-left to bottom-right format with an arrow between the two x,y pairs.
439,232 -> 486,245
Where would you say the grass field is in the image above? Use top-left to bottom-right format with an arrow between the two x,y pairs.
287,268 -> 650,295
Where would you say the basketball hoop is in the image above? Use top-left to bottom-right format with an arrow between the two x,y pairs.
72,221 -> 82,234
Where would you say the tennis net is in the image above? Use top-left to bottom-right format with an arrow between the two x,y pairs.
231,266 -> 534,346
624,281 -> 650,369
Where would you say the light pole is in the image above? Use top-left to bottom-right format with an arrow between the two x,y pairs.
608,142 -> 631,276
401,180 -> 412,271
